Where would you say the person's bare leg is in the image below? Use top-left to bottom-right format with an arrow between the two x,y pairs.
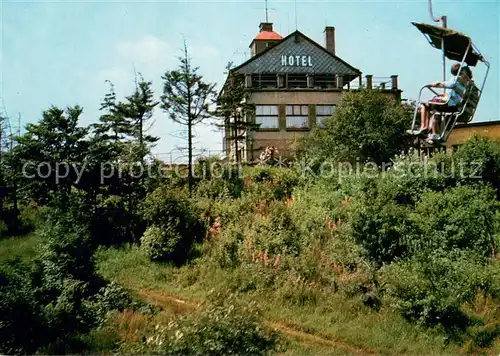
427,111 -> 441,141
419,104 -> 428,130
429,115 -> 436,134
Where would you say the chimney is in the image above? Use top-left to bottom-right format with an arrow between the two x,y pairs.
260,22 -> 273,32
324,26 -> 335,55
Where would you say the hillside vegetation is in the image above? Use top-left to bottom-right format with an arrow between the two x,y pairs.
1,88 -> 499,354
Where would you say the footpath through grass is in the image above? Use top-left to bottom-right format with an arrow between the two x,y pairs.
96,245 -> 474,355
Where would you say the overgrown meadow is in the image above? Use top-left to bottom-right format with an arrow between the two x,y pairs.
1,87 -> 499,354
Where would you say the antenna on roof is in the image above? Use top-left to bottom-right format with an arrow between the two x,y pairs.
256,1 -> 275,23
294,0 -> 298,30
265,0 -> 268,22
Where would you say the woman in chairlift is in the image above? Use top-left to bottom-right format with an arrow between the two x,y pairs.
414,62 -> 472,141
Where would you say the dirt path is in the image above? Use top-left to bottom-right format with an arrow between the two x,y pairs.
135,288 -> 377,355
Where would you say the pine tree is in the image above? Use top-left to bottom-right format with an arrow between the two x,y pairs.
161,40 -> 217,196
215,62 -> 258,163
115,74 -> 159,154
92,81 -> 132,143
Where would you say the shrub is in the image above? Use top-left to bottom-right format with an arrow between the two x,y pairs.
452,136 -> 500,195
194,157 -> 244,198
0,219 -> 8,237
244,166 -> 299,200
37,215 -> 99,290
26,202 -> 113,352
0,260 -> 41,354
382,252 -> 500,337
91,282 -> 134,324
411,185 -> 498,259
40,278 -> 99,343
140,186 -> 204,264
194,178 -> 232,200
380,153 -> 448,206
141,224 -> 188,264
251,200 -> 302,256
206,226 -> 244,269
136,292 -> 281,355
0,202 -> 43,236
347,198 -> 417,265
92,195 -> 141,246
16,202 -> 42,235
141,187 -> 202,236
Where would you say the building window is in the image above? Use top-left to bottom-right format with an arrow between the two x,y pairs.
256,105 -> 279,129
251,73 -> 277,88
286,105 -> 309,129
316,105 -> 336,127
315,74 -> 336,88
286,74 -> 308,88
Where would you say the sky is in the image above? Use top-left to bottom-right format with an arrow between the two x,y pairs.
1,0 -> 499,163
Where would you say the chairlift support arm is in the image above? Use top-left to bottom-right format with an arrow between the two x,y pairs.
428,0 -> 447,81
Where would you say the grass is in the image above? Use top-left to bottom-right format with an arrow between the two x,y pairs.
95,245 -> 472,355
3,231 -> 492,354
0,232 -> 41,262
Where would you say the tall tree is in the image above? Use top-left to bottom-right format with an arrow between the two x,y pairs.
92,80 -> 132,143
161,40 -> 217,196
214,62 -> 257,164
115,74 -> 159,155
303,90 -> 412,166
12,106 -> 89,205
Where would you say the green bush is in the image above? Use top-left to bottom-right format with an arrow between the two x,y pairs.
0,260 -> 41,354
382,252 -> 499,337
411,185 -> 498,259
244,166 -> 299,200
140,186 -> 204,264
135,292 -> 281,355
90,281 -> 134,323
251,200 -> 302,256
206,226 -> 244,269
17,202 -> 43,234
40,278 -> 99,343
0,219 -> 8,237
347,198 -> 417,265
141,224 -> 188,264
92,195 -> 141,246
141,187 -> 202,234
380,153 -> 448,206
37,216 -> 99,290
452,136 -> 500,194
194,157 -> 244,198
0,202 -> 43,236
194,178 -> 232,200
0,200 -> 139,354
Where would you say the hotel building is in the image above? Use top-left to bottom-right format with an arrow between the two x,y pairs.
221,22 -> 402,161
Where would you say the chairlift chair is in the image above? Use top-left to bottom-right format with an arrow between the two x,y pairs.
408,21 -> 490,146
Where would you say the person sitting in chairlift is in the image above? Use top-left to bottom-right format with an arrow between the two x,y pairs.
413,63 -> 472,141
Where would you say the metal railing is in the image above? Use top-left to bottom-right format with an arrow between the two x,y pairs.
347,75 -> 399,90
153,148 -> 227,165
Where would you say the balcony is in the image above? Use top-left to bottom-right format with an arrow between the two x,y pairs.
347,75 -> 400,91
245,74 -> 399,91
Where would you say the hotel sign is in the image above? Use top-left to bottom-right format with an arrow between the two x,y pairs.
281,55 -> 313,67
